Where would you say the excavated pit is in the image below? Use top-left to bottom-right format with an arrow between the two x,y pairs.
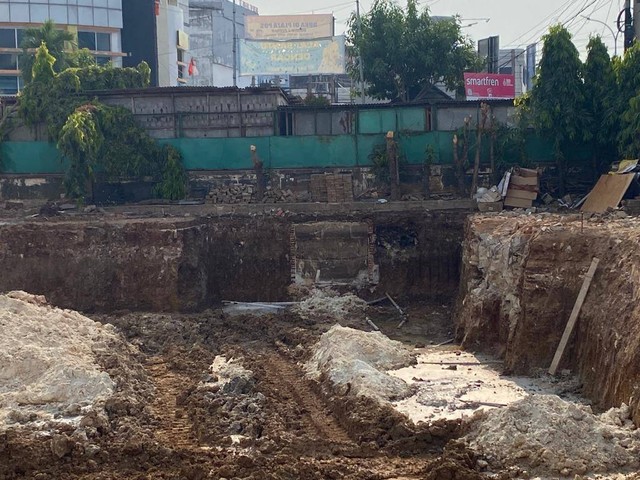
1,207 -> 640,479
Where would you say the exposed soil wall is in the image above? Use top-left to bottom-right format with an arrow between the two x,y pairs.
456,214 -> 640,423
375,211 -> 466,301
0,209 -> 468,312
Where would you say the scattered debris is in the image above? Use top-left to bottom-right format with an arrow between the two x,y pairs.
292,288 -> 368,320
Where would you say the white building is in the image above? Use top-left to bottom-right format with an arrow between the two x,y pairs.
188,0 -> 258,87
0,0 -> 124,94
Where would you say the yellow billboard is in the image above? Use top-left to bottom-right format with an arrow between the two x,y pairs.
245,14 -> 334,40
240,37 -> 346,76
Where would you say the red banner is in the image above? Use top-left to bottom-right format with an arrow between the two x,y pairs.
464,73 -> 516,100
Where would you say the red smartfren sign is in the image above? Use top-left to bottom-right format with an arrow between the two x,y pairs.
464,73 -> 516,100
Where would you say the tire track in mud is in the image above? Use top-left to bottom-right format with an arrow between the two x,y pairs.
254,350 -> 355,447
146,358 -> 201,451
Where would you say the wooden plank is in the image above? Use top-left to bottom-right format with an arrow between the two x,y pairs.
504,196 -> 532,208
548,257 -> 600,375
510,175 -> 539,187
581,174 -> 635,213
506,188 -> 538,200
514,167 -> 538,178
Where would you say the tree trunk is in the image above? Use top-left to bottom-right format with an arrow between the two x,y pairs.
453,135 -> 466,196
471,129 -> 482,195
386,133 -> 399,200
490,131 -> 496,185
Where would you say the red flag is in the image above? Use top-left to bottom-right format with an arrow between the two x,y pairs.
188,58 -> 198,76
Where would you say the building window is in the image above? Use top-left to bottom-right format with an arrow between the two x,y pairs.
78,31 -> 96,50
96,56 -> 111,65
0,76 -> 19,95
0,29 -> 17,49
0,54 -> 18,70
96,32 -> 111,51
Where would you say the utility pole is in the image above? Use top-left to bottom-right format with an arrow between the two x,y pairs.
356,0 -> 365,104
232,0 -> 237,87
635,0 -> 640,42
624,0 -> 634,51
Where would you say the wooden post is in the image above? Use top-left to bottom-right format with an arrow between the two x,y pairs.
548,257 -> 600,375
250,145 -> 264,201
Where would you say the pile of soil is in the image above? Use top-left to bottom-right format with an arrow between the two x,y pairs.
306,325 -> 416,401
0,291 -> 117,425
464,394 -> 640,477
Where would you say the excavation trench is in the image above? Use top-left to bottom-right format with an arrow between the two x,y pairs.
0,209 -> 639,479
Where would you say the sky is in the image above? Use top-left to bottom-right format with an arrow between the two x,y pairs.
246,0 -> 626,58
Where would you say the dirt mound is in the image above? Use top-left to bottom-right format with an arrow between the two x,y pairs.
293,288 -> 368,320
0,291 -> 118,426
306,325 -> 416,402
464,394 -> 640,477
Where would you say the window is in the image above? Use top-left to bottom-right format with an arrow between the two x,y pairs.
0,29 -> 16,49
96,56 -> 111,65
78,31 -> 96,50
0,54 -> 18,70
0,76 -> 19,95
78,31 -> 112,52
96,33 -> 111,51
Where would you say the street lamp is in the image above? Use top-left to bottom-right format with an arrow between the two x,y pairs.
581,15 -> 619,56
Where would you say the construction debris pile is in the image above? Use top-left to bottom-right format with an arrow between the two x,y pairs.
464,394 -> 640,477
293,288 -> 368,320
0,291 -> 118,427
476,167 -> 540,212
306,325 -> 415,402
206,184 -> 297,204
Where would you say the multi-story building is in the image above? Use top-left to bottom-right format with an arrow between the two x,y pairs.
188,0 -> 258,87
0,0 -> 124,95
122,0 -> 190,87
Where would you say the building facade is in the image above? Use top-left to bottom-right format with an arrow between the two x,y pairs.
122,0 -> 190,88
0,0 -> 124,95
188,0 -> 258,87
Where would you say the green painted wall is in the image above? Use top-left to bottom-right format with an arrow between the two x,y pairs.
0,142 -> 65,174
2,130 -> 570,175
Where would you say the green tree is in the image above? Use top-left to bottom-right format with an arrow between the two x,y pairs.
583,36 -> 618,178
526,25 -> 588,195
347,0 -> 479,101
19,20 -> 75,82
616,43 -> 640,158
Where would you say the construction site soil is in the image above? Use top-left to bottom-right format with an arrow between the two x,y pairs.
1,305 -> 481,480
2,204 -> 640,479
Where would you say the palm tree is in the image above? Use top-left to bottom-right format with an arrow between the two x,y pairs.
19,20 -> 75,83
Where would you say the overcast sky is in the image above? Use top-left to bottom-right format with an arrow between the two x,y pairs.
247,0 -> 626,58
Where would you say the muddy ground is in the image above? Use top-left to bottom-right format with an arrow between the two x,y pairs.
0,303 -> 488,480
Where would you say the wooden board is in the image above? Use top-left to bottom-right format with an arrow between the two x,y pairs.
514,167 -> 538,177
581,174 -> 635,213
504,196 -> 532,208
510,175 -> 539,187
506,188 -> 538,200
549,257 -> 600,375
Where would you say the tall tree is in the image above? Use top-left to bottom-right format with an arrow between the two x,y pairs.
527,25 -> 587,195
583,36 -> 618,178
19,20 -> 75,83
616,43 -> 640,158
347,0 -> 479,101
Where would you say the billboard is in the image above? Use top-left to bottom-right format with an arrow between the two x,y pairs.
245,14 -> 334,40
464,73 -> 516,100
240,37 -> 346,76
